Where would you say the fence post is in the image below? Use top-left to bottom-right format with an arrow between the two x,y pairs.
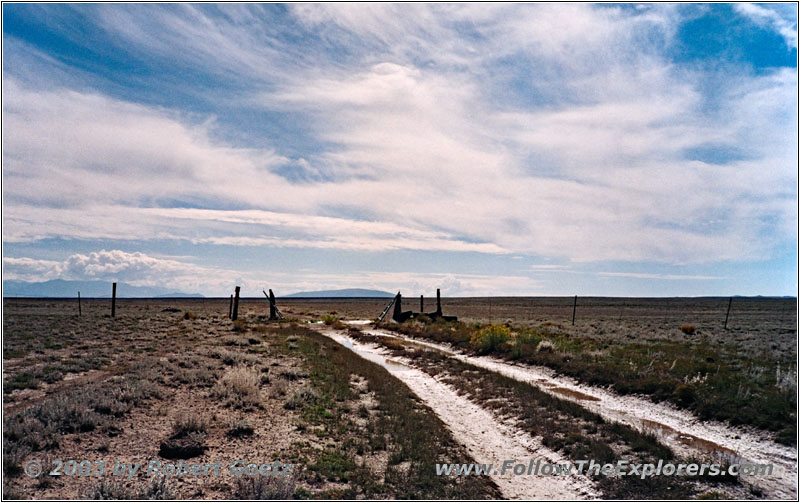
724,297 -> 732,329
420,295 -> 424,313
571,295 -> 577,325
269,289 -> 277,320
78,291 -> 82,316
111,283 -> 117,317
228,295 -> 233,319
232,286 -> 240,321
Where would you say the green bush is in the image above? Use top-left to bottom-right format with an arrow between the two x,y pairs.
469,325 -> 511,354
673,384 -> 697,406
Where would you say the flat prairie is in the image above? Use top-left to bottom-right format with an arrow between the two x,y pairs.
2,297 -> 796,500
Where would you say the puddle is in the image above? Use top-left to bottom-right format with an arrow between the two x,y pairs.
549,387 -> 600,402
638,419 -> 738,459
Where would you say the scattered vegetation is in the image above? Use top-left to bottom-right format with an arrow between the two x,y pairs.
233,474 -> 296,499
274,325 -> 500,499
469,324 -> 511,354
384,317 -> 797,445
211,366 -> 262,410
85,476 -> 176,499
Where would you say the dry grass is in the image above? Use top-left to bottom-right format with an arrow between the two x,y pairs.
212,366 -> 262,410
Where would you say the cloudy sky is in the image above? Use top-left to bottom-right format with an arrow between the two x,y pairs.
2,3 -> 797,297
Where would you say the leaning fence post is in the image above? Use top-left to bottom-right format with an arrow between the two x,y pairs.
724,297 -> 732,329
232,286 -> 240,321
78,291 -> 82,316
111,283 -> 117,317
571,295 -> 577,325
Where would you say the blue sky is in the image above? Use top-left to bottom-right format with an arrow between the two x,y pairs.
2,3 -> 797,297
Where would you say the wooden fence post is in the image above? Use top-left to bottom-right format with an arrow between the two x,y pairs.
111,283 -> 117,317
78,291 -> 82,316
228,294 -> 233,319
571,295 -> 577,325
232,286 -> 240,321
724,297 -> 732,329
269,289 -> 277,320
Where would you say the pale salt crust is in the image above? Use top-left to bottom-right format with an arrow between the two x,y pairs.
338,321 -> 798,499
324,328 -> 599,499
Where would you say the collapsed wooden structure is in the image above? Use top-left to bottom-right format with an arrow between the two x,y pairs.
262,289 -> 285,320
377,288 -> 457,323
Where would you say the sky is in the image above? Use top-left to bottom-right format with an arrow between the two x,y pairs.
2,3 -> 798,298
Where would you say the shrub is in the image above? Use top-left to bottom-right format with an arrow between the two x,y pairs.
212,366 -> 261,409
537,340 -> 556,353
234,474 -> 295,499
228,418 -> 255,438
469,325 -> 512,354
232,319 -> 249,332
680,325 -> 696,335
183,311 -> 197,320
284,388 -> 318,410
673,384 -> 697,406
171,412 -> 208,437
322,314 -> 339,325
86,476 -> 176,499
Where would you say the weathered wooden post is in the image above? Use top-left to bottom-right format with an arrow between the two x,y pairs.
724,297 -> 732,329
436,289 -> 442,317
232,286 -> 240,321
228,295 -> 233,319
78,291 -> 82,316
269,289 -> 277,320
571,295 -> 577,325
392,292 -> 403,321
111,283 -> 117,317
420,295 -> 424,313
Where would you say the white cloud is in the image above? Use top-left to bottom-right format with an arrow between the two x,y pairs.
3,250 -> 536,297
3,257 -> 65,282
2,4 -> 796,275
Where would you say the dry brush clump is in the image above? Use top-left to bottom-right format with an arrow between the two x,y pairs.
233,474 -> 296,499
211,366 -> 262,410
209,348 -> 260,367
84,475 -> 176,499
159,412 -> 209,460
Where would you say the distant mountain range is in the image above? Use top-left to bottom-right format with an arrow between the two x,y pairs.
283,288 -> 394,298
3,279 -> 203,298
